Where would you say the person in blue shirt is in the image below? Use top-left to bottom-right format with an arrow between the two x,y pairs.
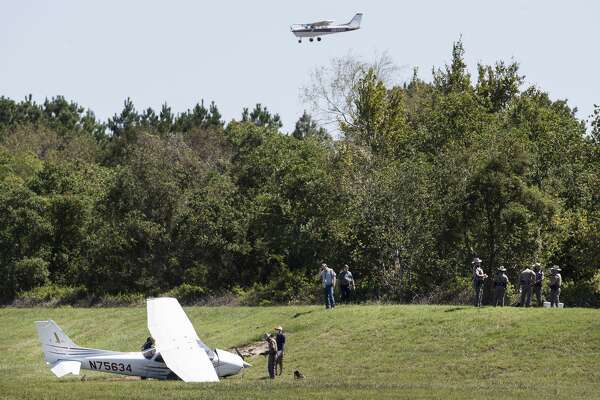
320,263 -> 336,309
274,326 -> 286,376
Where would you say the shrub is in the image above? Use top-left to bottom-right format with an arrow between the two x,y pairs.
14,284 -> 87,307
14,257 -> 49,292
560,272 -> 600,307
239,268 -> 317,306
419,276 -> 473,305
96,292 -> 145,307
162,284 -> 207,305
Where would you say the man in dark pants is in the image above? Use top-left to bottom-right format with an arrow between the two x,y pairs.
549,266 -> 562,307
320,263 -> 336,309
519,265 -> 536,307
338,264 -> 355,303
274,326 -> 286,376
494,266 -> 509,307
472,258 -> 487,307
264,333 -> 277,379
533,263 -> 544,307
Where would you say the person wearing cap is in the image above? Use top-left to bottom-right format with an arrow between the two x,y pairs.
548,266 -> 562,307
519,265 -> 536,307
533,263 -> 544,307
471,258 -> 487,307
274,326 -> 286,376
264,332 -> 278,379
494,266 -> 509,307
140,336 -> 155,365
320,263 -> 336,309
338,264 -> 356,304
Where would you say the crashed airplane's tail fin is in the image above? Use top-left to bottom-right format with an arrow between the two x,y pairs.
35,320 -> 79,365
36,320 -> 77,348
346,13 -> 363,28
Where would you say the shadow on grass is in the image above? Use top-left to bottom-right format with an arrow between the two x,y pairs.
443,307 -> 466,313
292,310 -> 315,319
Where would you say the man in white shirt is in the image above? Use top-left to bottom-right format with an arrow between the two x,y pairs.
320,263 -> 336,309
472,258 -> 487,307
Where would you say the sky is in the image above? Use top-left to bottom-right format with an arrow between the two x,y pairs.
1,0 -> 598,132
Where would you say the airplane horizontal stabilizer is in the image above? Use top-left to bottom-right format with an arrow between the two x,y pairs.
50,360 -> 81,377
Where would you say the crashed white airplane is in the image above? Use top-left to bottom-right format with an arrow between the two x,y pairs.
291,13 -> 363,43
35,297 -> 250,382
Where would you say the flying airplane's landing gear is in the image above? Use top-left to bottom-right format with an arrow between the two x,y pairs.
298,39 -> 302,43
309,38 -> 314,42
317,37 -> 322,41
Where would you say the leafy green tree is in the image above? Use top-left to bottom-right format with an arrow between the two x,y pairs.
341,69 -> 409,156
590,104 -> 600,144
14,257 -> 49,292
171,174 -> 249,289
241,104 -> 282,129
0,180 -> 51,302
433,39 -> 472,94
107,98 -> 140,138
158,103 -> 174,135
463,143 -> 558,276
476,61 -> 524,112
292,111 -> 329,140
174,100 -> 223,132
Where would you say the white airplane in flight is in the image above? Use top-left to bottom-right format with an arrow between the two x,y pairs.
35,297 -> 251,382
291,13 -> 363,43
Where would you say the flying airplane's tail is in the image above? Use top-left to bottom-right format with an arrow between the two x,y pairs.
346,13 -> 363,28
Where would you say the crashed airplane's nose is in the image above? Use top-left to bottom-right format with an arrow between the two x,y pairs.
213,349 -> 250,377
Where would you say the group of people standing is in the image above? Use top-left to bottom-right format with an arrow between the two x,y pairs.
472,257 -> 563,307
261,263 -> 355,379
319,263 -> 356,309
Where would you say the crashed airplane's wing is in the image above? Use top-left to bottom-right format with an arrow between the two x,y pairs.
147,297 -> 219,382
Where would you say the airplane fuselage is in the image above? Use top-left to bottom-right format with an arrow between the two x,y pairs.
291,25 -> 359,38
45,344 -> 246,380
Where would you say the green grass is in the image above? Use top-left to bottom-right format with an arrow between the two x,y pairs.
1,305 -> 599,399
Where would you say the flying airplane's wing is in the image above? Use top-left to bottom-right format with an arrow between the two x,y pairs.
147,297 -> 219,382
309,20 -> 334,27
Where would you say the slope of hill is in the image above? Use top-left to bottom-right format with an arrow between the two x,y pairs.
1,305 -> 599,399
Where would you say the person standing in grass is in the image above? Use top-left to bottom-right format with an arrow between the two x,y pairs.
548,266 -> 562,307
519,265 -> 536,307
320,263 -> 336,309
274,326 -> 286,376
533,263 -> 544,307
494,266 -> 509,307
264,333 -> 278,379
472,258 -> 487,307
338,264 -> 355,304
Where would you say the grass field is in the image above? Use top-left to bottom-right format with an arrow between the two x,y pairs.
1,305 -> 599,399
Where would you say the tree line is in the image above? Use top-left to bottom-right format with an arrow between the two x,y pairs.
1,41 -> 598,306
